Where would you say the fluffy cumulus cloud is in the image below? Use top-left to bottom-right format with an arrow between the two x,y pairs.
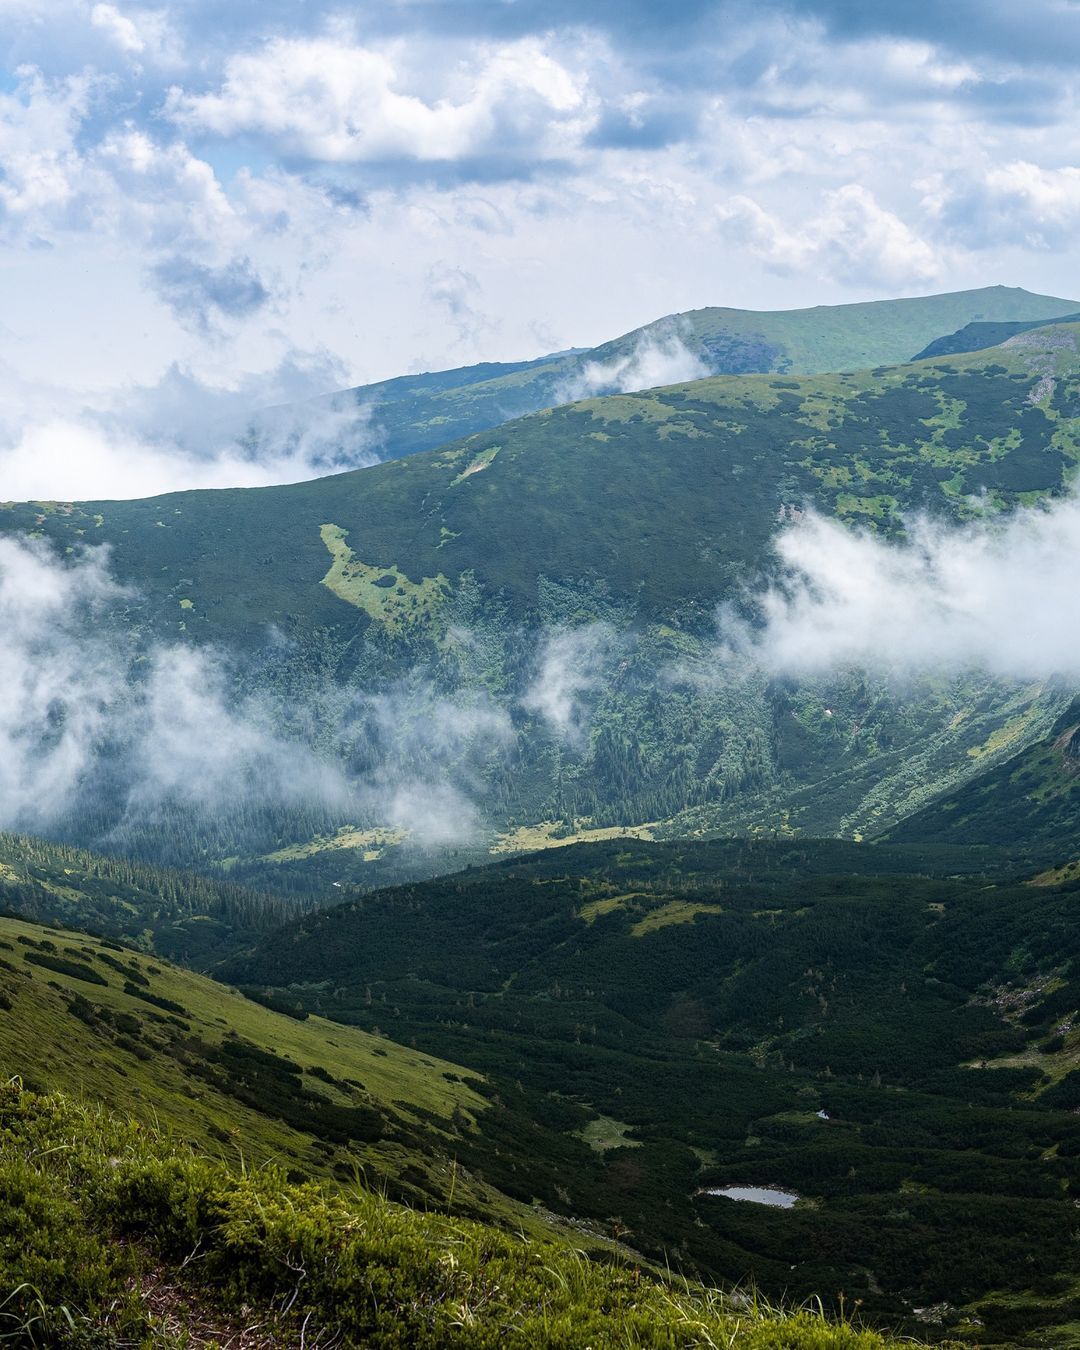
0,0 -> 1079,498
717,185 -> 941,289
0,71 -> 236,247
924,161 -> 1080,250
731,497 -> 1080,679
0,69 -> 100,231
165,34 -> 596,171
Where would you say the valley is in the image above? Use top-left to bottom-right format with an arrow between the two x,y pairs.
223,837 -> 1080,1344
5,289 -> 1080,1346
9,0 -> 1080,1338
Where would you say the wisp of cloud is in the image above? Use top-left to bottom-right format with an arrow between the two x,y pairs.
733,495 -> 1080,679
522,623 -> 624,745
0,536 -> 516,856
555,325 -> 707,403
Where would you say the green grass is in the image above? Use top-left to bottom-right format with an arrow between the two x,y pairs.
319,522 -> 451,633
0,914 -> 496,1212
629,900 -> 726,936
577,1114 -> 642,1152
0,1081 -> 936,1347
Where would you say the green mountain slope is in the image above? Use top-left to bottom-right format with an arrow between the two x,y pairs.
662,284 -> 1079,373
284,286 -> 1078,465
0,831 -> 307,968
19,318 -> 1079,635
226,838 -> 1080,1344
8,321 -> 1080,878
886,698 -> 1080,857
0,912 -> 505,1215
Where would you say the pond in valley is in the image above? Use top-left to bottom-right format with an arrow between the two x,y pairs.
700,1185 -> 799,1208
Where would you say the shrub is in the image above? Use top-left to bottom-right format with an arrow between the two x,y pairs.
24,954 -> 107,986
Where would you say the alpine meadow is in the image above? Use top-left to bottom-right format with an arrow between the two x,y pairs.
6,3 -> 1080,1347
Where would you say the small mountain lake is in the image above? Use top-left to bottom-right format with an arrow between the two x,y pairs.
700,1185 -> 799,1208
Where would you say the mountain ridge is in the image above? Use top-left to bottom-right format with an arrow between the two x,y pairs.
6,318 -> 1080,885
253,285 -> 1080,468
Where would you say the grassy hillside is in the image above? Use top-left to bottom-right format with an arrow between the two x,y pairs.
0,911 -> 514,1219
666,285 -> 1079,375
0,864 -> 954,1347
305,286 -> 1078,466
225,838 -> 1080,1344
0,1083 -> 921,1349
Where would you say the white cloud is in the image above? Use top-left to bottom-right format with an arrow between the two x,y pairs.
523,624 -> 621,745
125,644 -> 353,819
0,69 -> 99,228
717,184 -> 941,289
90,3 -> 145,53
0,537 -> 126,826
165,35 -> 596,167
0,405 -> 386,500
0,69 -> 240,252
925,160 -> 1080,250
743,30 -> 985,121
95,127 -> 239,249
555,323 -> 707,401
0,350 -> 388,500
385,781 -> 481,848
0,535 -> 516,850
732,497 -> 1080,679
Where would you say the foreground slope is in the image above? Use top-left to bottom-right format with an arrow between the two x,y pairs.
304,286 -> 1079,465
0,1083 -> 913,1348
227,838 -> 1080,1345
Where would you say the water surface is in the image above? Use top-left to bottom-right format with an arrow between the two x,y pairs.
702,1185 -> 799,1208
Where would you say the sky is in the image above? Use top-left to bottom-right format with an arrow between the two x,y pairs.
3,0 -> 1080,496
